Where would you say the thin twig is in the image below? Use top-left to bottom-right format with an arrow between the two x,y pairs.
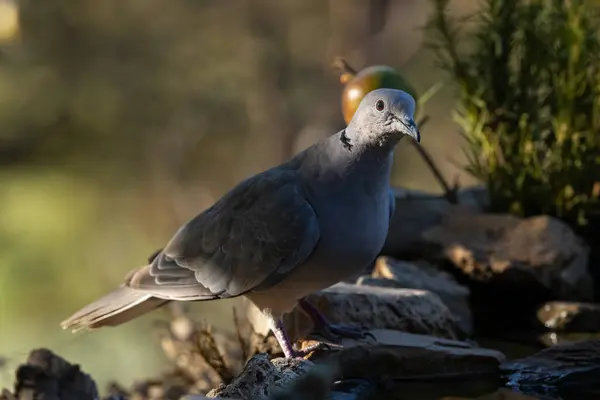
331,57 -> 358,84
232,307 -> 249,362
331,56 -> 357,76
197,328 -> 234,383
413,116 -> 458,204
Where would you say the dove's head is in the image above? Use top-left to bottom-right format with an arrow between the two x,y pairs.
345,88 -> 419,151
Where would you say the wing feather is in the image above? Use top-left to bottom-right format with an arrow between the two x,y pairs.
128,168 -> 320,300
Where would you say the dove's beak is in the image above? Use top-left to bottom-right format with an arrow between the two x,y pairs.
401,118 -> 420,144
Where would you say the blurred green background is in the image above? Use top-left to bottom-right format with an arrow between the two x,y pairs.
0,0 -> 488,389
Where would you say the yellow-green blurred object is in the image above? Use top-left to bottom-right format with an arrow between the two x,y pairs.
0,0 -> 19,42
334,59 -> 418,125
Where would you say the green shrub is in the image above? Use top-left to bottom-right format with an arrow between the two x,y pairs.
426,0 -> 600,233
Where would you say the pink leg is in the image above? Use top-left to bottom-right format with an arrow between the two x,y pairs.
267,314 -> 334,358
267,316 -> 296,358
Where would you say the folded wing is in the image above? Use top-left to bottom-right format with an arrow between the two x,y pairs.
128,168 -> 321,300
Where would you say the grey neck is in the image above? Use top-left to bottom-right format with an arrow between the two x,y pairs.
294,130 -> 396,188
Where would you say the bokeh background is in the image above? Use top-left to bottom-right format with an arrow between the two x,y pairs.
0,0 -> 488,388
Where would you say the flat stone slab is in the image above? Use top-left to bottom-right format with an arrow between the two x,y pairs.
301,329 -> 505,380
501,340 -> 600,398
247,282 -> 461,342
358,256 -> 472,335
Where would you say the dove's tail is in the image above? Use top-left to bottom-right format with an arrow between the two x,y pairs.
60,286 -> 169,332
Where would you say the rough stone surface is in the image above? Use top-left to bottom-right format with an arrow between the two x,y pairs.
301,329 -> 505,380
273,282 -> 460,342
206,354 -> 314,400
357,256 -> 472,335
419,208 -> 592,301
382,185 -> 488,257
501,340 -> 600,397
465,390 -> 542,399
414,208 -> 593,333
203,355 -> 376,400
0,348 -> 99,400
537,301 -> 600,332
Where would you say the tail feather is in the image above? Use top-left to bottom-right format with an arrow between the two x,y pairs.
60,286 -> 168,332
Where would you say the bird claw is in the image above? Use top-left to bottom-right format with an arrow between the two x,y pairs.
293,342 -> 333,358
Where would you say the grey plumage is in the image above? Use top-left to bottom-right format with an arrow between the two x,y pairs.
61,88 -> 420,357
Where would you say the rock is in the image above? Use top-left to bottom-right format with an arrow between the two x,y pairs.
538,332 -> 600,348
1,348 -> 99,400
537,301 -> 600,332
301,329 -> 505,380
264,363 -> 335,400
382,185 -> 488,257
357,256 -> 472,335
420,208 -> 592,299
206,354 -> 316,400
262,282 -> 460,342
205,355 -> 377,400
210,331 -> 504,400
417,208 -> 593,332
442,389 -> 542,399
501,340 -> 600,398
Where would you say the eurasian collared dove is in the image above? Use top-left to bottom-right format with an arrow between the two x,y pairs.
61,88 -> 420,358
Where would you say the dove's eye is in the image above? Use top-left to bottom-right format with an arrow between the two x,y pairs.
375,100 -> 385,112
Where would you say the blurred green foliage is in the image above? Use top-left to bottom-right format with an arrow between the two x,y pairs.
427,0 -> 600,233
